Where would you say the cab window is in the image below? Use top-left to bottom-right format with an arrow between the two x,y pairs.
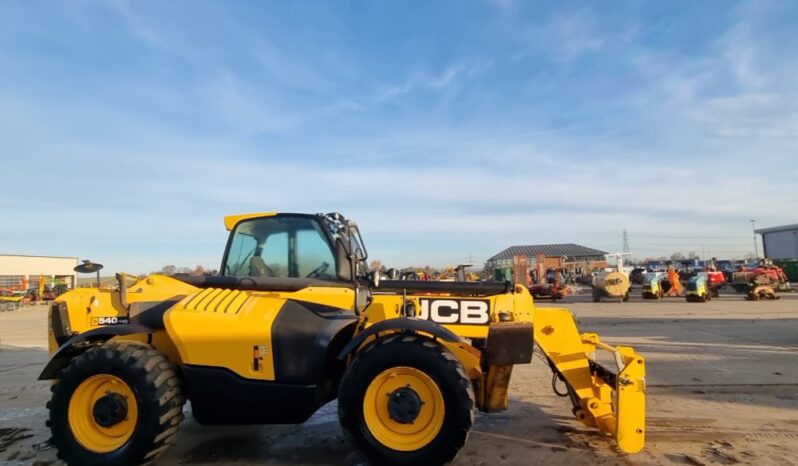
223,216 -> 337,280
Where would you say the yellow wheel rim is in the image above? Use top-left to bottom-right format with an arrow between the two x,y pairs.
362,366 -> 445,452
68,374 -> 138,453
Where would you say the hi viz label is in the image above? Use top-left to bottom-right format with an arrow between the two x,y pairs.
417,299 -> 490,325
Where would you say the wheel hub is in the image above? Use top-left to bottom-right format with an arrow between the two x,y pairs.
387,386 -> 423,424
92,393 -> 128,428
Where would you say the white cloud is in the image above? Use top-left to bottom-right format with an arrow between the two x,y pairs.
3,2 -> 798,271
370,61 -> 493,104
511,8 -> 605,64
689,93 -> 798,139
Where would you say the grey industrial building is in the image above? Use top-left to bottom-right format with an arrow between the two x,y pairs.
755,223 -> 798,260
0,254 -> 78,290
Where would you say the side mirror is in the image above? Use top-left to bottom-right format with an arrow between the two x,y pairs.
335,239 -> 353,282
370,270 -> 381,288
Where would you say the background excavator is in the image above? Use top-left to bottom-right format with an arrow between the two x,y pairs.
40,212 -> 646,466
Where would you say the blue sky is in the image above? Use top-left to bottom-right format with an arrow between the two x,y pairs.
1,0 -> 797,273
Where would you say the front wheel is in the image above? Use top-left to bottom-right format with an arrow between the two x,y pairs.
338,334 -> 475,466
48,341 -> 185,466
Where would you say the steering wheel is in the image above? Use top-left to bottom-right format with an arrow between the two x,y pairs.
306,262 -> 330,278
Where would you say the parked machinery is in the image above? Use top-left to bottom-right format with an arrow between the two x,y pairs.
0,290 -> 24,311
40,212 -> 647,466
706,271 -> 725,297
529,268 -> 569,302
592,271 -> 631,302
528,283 -> 569,302
629,268 -> 646,285
685,273 -> 712,302
641,272 -> 665,299
731,258 -> 791,300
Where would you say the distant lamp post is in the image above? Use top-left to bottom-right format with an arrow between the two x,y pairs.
750,219 -> 759,259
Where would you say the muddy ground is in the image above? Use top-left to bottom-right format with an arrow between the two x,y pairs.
1,289 -> 797,466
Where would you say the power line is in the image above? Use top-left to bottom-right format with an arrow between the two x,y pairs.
632,233 -> 750,239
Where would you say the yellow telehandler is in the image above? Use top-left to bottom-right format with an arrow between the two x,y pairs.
41,212 -> 646,466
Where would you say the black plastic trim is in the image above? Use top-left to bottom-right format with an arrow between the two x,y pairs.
174,275 -> 352,292
337,318 -> 461,360
484,323 -> 534,365
129,300 -> 181,330
38,324 -> 152,380
50,301 -> 71,346
271,300 -> 358,384
183,365 -> 324,425
377,280 -> 513,296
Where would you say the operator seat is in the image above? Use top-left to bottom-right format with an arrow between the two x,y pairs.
249,256 -> 275,277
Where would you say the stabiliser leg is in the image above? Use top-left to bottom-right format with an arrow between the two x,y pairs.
534,308 -> 646,453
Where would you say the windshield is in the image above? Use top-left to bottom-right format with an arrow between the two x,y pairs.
223,216 -> 337,279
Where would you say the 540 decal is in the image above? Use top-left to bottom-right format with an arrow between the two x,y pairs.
91,316 -> 130,326
417,298 -> 490,325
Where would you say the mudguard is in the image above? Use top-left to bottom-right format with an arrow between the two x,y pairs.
38,324 -> 152,380
337,317 -> 461,360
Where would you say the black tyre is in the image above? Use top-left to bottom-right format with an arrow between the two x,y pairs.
48,341 -> 185,466
592,288 -> 602,302
338,334 -> 474,466
622,292 -> 630,303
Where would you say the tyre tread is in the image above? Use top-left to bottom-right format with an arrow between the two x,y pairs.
47,340 -> 184,466
338,332 -> 475,466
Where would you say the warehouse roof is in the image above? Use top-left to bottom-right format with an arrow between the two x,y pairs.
755,223 -> 798,234
0,253 -> 78,260
488,244 -> 608,261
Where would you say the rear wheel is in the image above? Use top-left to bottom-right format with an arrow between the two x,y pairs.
338,334 -> 474,466
592,288 -> 602,302
48,341 -> 184,466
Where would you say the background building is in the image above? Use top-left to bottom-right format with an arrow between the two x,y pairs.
0,254 -> 78,290
485,243 -> 608,279
755,224 -> 798,260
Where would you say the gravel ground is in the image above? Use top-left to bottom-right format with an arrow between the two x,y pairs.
1,289 -> 797,466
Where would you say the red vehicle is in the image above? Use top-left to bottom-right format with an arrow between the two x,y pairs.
705,270 -> 726,297
528,283 -> 569,302
731,259 -> 791,300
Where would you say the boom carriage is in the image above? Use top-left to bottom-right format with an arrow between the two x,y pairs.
42,212 -> 646,466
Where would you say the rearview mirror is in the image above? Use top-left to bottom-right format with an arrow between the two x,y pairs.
335,239 -> 352,282
370,270 -> 381,288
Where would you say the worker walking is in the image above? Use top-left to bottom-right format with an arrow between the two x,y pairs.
667,266 -> 683,296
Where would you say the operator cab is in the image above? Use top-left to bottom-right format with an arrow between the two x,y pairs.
224,216 -> 337,279
221,213 -> 370,286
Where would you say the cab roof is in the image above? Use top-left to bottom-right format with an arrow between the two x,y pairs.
223,212 -> 277,231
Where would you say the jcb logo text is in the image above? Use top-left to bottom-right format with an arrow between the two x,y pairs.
418,299 -> 490,325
